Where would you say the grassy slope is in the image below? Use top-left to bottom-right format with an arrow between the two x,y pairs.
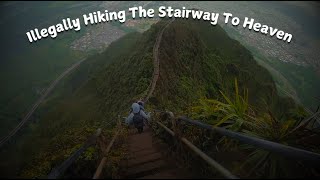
152,19 -> 296,118
0,21 -> 171,178
0,18 -> 299,178
150,19 -> 309,178
0,34 -> 87,137
223,25 -> 320,110
0,1 -> 99,137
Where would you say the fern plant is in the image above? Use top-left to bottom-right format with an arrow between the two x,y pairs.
189,78 -> 319,178
239,111 -> 302,178
191,78 -> 252,131
189,78 -> 254,150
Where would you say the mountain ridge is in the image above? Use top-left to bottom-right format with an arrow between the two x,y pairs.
152,18 -> 296,117
1,18 -> 300,178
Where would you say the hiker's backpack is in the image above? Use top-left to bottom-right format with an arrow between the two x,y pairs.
133,111 -> 144,128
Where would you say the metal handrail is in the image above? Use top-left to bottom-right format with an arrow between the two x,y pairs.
156,121 -> 238,179
152,110 -> 320,178
47,128 -> 102,179
152,109 -> 320,163
177,116 -> 320,163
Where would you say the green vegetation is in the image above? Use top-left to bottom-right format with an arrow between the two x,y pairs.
262,57 -> 320,110
0,15 -> 318,179
151,18 -> 296,118
146,19 -> 318,178
0,1 -> 103,137
191,79 -> 251,132
0,34 -> 86,137
0,20 -> 170,178
234,36 -> 320,110
189,79 -> 318,178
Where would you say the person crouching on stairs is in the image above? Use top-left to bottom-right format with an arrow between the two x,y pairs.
125,102 -> 151,133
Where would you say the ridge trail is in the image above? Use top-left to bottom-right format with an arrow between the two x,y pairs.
144,19 -> 174,102
120,19 -> 192,179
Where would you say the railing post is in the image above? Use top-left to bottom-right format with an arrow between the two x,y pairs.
152,110 -> 239,179
167,111 -> 184,160
117,115 -> 121,127
167,111 -> 175,129
166,111 -> 179,137
174,117 -> 183,139
93,125 -> 121,179
48,128 -> 102,179
150,110 -> 157,130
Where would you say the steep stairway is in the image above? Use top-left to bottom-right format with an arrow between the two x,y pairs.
120,125 -> 192,179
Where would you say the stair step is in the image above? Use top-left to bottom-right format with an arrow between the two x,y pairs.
128,134 -> 154,151
128,127 -> 151,135
126,159 -> 168,179
128,148 -> 159,159
131,141 -> 164,153
128,152 -> 163,167
138,169 -> 183,179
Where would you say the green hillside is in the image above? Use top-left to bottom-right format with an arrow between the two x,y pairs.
152,19 -> 297,118
0,20 -> 170,178
0,1 -> 101,138
1,18 -> 310,178
149,19 -> 317,178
